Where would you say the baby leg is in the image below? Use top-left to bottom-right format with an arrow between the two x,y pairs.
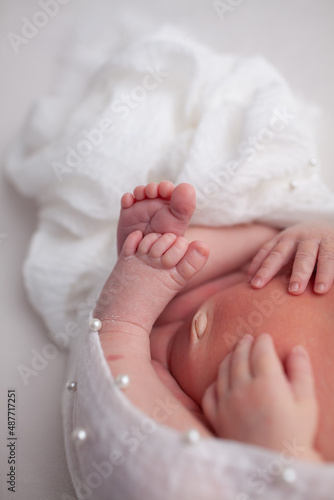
95,231 -> 210,433
95,230 -> 209,336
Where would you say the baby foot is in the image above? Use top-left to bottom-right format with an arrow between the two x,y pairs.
117,181 -> 196,254
96,230 -> 209,335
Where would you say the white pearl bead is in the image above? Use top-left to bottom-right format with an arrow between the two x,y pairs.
289,180 -> 298,190
309,157 -> 318,166
71,428 -> 87,444
115,374 -> 130,389
89,318 -> 102,332
183,428 -> 200,444
282,467 -> 297,484
66,380 -> 77,392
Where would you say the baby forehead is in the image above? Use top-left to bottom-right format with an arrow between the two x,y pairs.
201,285 -> 290,352
207,284 -> 288,319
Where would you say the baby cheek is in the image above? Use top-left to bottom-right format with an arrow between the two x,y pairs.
168,323 -> 199,397
169,312 -> 218,404
169,321 -> 191,375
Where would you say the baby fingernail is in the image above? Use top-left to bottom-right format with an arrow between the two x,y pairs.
195,245 -> 208,256
292,345 -> 307,357
252,277 -> 262,287
289,282 -> 299,292
315,282 -> 325,293
241,334 -> 254,342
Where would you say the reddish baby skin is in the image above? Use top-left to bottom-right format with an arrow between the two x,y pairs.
165,273 -> 334,461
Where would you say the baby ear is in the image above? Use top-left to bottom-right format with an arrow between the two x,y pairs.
191,311 -> 208,343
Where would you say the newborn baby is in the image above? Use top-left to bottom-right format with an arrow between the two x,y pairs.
95,181 -> 334,463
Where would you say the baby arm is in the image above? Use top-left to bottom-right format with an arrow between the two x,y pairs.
95,230 -> 212,435
202,334 -> 323,462
182,223 -> 280,291
248,221 -> 334,294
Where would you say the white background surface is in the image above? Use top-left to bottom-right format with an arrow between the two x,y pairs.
1,1 -> 334,499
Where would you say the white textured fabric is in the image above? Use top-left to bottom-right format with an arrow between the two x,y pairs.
5,26 -> 334,499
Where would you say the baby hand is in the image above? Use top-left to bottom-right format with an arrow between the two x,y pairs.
202,334 -> 322,462
248,221 -> 334,294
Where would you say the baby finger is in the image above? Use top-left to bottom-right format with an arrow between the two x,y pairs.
314,241 -> 334,294
251,333 -> 284,378
251,239 -> 295,289
202,382 -> 218,422
229,335 -> 254,389
216,352 -> 233,396
248,239 -> 277,280
288,240 -> 319,294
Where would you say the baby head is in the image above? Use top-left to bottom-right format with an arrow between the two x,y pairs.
168,280 -> 291,404
166,278 -> 334,461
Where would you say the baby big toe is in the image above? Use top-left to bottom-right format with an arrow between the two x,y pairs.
170,183 -> 196,221
175,241 -> 209,282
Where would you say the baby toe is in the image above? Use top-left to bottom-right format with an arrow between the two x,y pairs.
144,182 -> 159,198
149,233 -> 177,258
121,231 -> 143,256
120,192 -> 135,209
161,236 -> 189,268
158,180 -> 175,199
133,185 -> 146,200
137,233 -> 162,255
